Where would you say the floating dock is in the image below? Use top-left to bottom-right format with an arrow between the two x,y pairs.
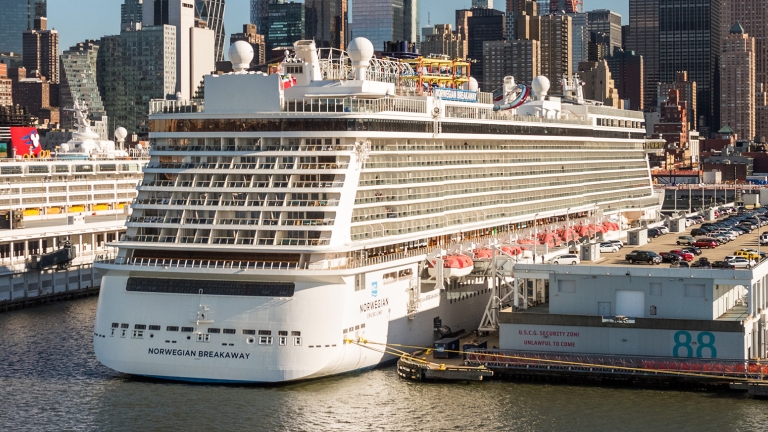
390,332 -> 768,392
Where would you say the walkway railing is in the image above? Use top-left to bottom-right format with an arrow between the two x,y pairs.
95,246 -> 434,272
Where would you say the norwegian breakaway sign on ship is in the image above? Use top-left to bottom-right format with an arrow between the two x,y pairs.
433,88 -> 478,103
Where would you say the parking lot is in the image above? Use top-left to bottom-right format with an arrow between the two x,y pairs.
596,212 -> 767,266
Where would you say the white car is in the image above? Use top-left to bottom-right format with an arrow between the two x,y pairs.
550,254 -> 580,265
609,239 -> 624,249
724,256 -> 756,268
713,230 -> 737,241
599,242 -> 619,253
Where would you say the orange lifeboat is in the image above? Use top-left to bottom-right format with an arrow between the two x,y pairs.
473,249 -> 494,259
428,254 -> 474,279
501,245 -> 522,256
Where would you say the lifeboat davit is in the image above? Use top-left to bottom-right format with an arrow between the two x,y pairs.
472,248 -> 494,272
428,255 -> 474,279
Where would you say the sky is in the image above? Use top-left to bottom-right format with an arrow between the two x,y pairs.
51,0 -> 629,56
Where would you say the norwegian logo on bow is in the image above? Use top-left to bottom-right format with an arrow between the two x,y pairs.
10,127 -> 42,157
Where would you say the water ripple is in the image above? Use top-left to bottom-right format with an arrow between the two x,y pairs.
0,298 -> 766,432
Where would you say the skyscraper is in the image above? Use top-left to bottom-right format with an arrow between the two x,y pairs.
472,0 -> 493,8
534,14 -> 572,87
658,0 -> 722,132
725,0 -> 768,89
720,22 -> 755,141
0,64 -> 12,107
627,0 -> 659,110
568,12 -> 588,74
250,0 -> 269,34
466,7 -> 505,90
143,0 -> 215,99
403,0 -> 420,45
0,0 -> 46,53
725,0 -> 768,140
22,17 -> 58,84
350,0 -> 419,50
195,0 -> 226,62
548,0 -> 577,14
587,9 -> 622,54
304,0 -> 347,49
264,1 -> 304,53
578,59 -> 621,108
606,48 -> 644,111
98,24 -> 177,135
483,39 -> 540,88
121,0 -> 144,30
421,24 -> 466,59
60,40 -> 106,127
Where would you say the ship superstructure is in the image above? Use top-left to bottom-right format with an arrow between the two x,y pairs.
92,38 -> 661,383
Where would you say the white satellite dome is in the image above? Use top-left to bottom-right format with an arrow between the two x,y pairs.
114,127 -> 127,141
531,76 -> 551,99
228,41 -> 254,72
468,77 -> 479,92
347,37 -> 374,65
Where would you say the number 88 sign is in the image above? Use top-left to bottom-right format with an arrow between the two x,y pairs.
672,331 -> 717,358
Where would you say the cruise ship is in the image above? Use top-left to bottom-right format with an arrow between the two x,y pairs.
92,38 -> 662,383
0,102 -> 147,281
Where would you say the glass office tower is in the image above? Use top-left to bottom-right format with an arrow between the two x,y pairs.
0,0 -> 46,53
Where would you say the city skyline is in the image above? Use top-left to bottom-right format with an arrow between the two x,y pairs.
49,0 -> 629,58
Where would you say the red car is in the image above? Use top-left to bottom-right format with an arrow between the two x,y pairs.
669,249 -> 694,261
693,239 -> 719,249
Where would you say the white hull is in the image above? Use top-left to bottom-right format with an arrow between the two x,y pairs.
93,260 -> 488,383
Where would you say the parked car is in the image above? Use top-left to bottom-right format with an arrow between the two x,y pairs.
693,238 -> 719,249
609,239 -> 624,249
734,250 -> 761,260
737,222 -> 756,232
760,233 -> 768,246
711,260 -> 736,269
550,254 -> 580,265
680,246 -> 702,256
676,235 -> 695,246
647,228 -> 662,238
669,249 -> 694,261
658,226 -> 670,235
670,261 -> 690,268
690,228 -> 708,237
599,242 -> 619,253
691,258 -> 712,268
659,252 -> 682,263
625,250 -> 662,265
712,230 -> 737,241
724,256 -> 756,268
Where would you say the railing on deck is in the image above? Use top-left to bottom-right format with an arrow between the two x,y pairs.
95,246 -> 433,272
284,97 -> 427,115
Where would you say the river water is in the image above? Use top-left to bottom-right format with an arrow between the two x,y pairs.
1,297 -> 767,432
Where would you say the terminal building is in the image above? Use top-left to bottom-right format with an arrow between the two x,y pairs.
499,263 -> 768,360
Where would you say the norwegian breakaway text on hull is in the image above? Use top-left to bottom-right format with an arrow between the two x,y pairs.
93,38 -> 661,383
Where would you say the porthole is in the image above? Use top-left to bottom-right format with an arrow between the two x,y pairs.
150,334 -> 154,338
246,337 -> 256,344
186,335 -> 191,340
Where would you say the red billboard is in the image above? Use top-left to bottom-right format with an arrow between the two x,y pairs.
10,127 -> 42,157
